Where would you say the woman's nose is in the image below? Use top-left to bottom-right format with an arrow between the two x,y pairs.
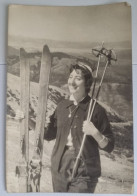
70,78 -> 75,85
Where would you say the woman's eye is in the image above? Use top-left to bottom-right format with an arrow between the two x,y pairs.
69,76 -> 73,79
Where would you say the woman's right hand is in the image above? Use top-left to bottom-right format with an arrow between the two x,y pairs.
15,109 -> 25,120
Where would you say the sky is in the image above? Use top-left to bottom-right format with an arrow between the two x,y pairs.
8,3 -> 131,43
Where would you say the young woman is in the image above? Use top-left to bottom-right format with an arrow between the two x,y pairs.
44,61 -> 114,193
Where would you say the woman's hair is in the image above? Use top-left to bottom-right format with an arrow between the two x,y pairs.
70,64 -> 93,93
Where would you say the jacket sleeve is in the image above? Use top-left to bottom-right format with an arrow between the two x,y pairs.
96,106 -> 115,153
44,109 -> 57,141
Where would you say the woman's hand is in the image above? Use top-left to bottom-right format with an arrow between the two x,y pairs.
82,120 -> 108,148
15,109 -> 25,120
82,120 -> 99,137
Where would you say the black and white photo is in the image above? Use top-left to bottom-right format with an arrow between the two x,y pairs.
6,3 -> 133,193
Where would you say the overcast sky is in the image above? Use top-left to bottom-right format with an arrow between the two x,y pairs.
8,3 -> 131,43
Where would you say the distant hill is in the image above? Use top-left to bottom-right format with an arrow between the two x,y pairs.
7,73 -> 126,124
9,35 -> 131,51
7,45 -> 132,84
7,46 -> 96,83
8,46 -> 20,56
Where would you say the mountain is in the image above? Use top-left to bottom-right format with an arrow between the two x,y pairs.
7,46 -> 96,83
7,45 -> 132,84
7,73 -> 128,124
9,35 -> 131,51
7,45 -> 20,56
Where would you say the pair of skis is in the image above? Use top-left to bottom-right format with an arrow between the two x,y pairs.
16,45 -> 51,192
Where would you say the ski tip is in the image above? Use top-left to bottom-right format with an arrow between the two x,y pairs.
20,48 -> 27,58
43,45 -> 50,54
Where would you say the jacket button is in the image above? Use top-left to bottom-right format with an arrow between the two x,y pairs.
75,115 -> 78,118
74,125 -> 77,129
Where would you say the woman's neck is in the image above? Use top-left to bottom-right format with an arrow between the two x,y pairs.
73,93 -> 87,104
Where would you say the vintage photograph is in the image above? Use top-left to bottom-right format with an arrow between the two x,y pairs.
6,3 -> 133,193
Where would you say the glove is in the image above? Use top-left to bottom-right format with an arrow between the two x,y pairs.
82,120 -> 98,137
15,109 -> 25,120
82,120 -> 108,148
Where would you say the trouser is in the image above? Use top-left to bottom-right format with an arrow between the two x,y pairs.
51,146 -> 98,193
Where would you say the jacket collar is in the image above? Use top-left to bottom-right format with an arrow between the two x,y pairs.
65,95 -> 91,111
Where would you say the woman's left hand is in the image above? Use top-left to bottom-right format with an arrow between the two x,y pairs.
82,120 -> 109,148
82,120 -> 99,137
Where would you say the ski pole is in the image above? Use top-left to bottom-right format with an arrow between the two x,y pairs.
87,42 -> 104,120
88,47 -> 117,122
71,48 -> 116,179
71,60 -> 108,180
87,51 -> 101,120
71,48 -> 102,180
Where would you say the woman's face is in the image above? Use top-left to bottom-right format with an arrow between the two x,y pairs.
68,69 -> 86,100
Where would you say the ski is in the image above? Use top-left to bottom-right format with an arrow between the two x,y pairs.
28,45 -> 51,192
16,48 -> 30,192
